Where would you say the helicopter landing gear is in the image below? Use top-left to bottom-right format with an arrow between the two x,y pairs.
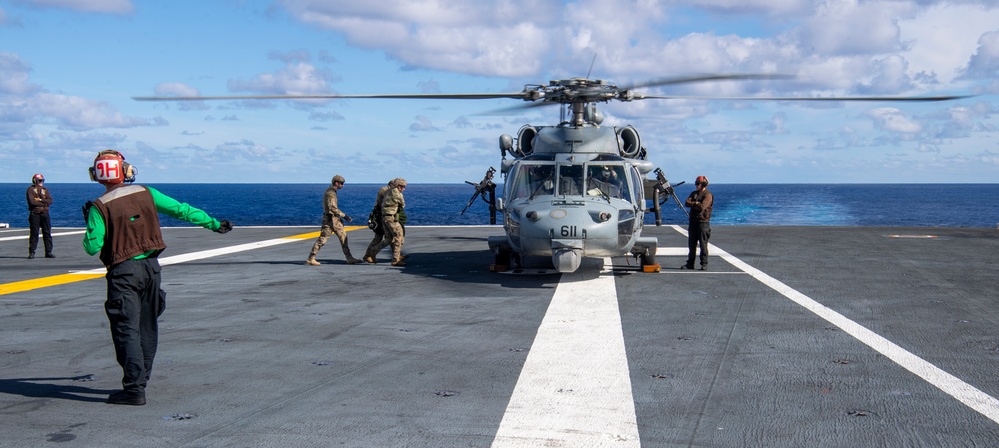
489,236 -> 513,272
491,247 -> 512,272
632,237 -> 660,273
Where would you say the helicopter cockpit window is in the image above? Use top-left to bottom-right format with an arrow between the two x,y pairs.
558,164 -> 584,196
509,163 -> 555,201
586,164 -> 631,202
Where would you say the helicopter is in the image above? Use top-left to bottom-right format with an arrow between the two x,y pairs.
134,74 -> 969,273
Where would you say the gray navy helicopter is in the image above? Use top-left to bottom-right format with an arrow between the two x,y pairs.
134,74 -> 968,273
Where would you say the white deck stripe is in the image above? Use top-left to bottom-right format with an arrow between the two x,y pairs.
666,225 -> 999,424
69,236 -> 309,275
492,258 -> 640,447
0,230 -> 85,242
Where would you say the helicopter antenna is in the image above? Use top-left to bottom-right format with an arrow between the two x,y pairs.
585,54 -> 597,80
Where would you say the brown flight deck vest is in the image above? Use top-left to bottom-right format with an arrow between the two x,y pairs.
92,184 -> 166,267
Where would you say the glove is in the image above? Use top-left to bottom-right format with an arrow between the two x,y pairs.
342,214 -> 352,223
215,220 -> 233,234
81,201 -> 94,224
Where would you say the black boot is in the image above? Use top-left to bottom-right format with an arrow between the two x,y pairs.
28,252 -> 35,259
107,390 -> 146,406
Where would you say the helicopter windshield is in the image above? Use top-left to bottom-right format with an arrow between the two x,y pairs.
509,162 -> 556,201
558,164 -> 585,196
508,162 -> 633,203
585,164 -> 630,201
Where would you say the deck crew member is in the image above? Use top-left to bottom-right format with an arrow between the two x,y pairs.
683,175 -> 713,271
381,178 -> 408,266
82,150 -> 233,405
26,173 -> 55,259
306,174 -> 361,266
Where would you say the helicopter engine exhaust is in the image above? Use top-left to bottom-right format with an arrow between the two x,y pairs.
617,125 -> 641,158
516,125 -> 538,157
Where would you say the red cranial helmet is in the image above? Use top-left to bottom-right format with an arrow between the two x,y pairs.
89,150 -> 136,184
695,175 -> 709,186
32,173 -> 45,185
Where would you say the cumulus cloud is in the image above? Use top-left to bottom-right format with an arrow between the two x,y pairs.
276,0 -> 997,100
797,1 -> 914,56
277,0 -> 559,77
1,52 -> 160,134
866,107 -> 922,134
961,30 -> 999,79
228,62 -> 336,96
409,115 -> 440,132
152,82 -> 209,111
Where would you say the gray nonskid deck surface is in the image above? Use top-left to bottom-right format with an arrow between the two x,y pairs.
1,225 -> 998,447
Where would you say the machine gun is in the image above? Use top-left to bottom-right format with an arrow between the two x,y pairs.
461,167 -> 498,224
647,168 -> 688,225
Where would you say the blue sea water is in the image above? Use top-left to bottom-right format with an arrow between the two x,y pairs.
2,183 -> 998,229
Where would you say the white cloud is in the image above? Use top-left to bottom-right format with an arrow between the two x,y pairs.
866,107 -> 922,133
409,115 -> 440,132
899,3 -> 999,83
228,62 -> 335,96
962,30 -> 999,79
278,0 -> 559,77
797,0 -> 914,56
1,52 -> 158,134
0,52 -> 40,95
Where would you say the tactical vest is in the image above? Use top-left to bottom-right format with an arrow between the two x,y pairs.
92,185 -> 166,267
381,188 -> 405,217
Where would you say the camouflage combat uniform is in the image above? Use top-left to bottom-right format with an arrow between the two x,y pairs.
362,180 -> 395,263
307,176 -> 360,265
381,179 -> 407,266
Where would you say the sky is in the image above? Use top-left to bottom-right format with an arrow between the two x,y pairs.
1,0 -> 997,184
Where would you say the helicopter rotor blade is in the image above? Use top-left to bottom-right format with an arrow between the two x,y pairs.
132,92 -> 532,101
632,93 -> 974,102
476,100 -> 558,116
617,74 -> 795,92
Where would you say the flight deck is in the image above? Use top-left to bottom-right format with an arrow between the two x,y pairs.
1,225 -> 998,447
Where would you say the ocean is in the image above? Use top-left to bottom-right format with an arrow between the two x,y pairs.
3,183 -> 998,229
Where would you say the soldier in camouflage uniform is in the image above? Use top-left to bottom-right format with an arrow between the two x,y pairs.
306,175 -> 361,266
381,178 -> 408,266
362,178 -> 396,263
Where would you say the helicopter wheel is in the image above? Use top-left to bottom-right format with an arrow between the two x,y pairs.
640,250 -> 655,267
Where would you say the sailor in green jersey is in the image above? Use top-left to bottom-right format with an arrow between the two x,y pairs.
82,150 -> 233,406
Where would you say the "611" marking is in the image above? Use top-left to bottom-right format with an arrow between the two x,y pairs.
559,225 -> 578,237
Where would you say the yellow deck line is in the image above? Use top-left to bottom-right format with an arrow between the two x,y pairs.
0,227 -> 364,296
0,273 -> 107,295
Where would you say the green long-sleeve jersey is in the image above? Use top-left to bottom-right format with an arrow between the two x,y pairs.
83,186 -> 222,258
